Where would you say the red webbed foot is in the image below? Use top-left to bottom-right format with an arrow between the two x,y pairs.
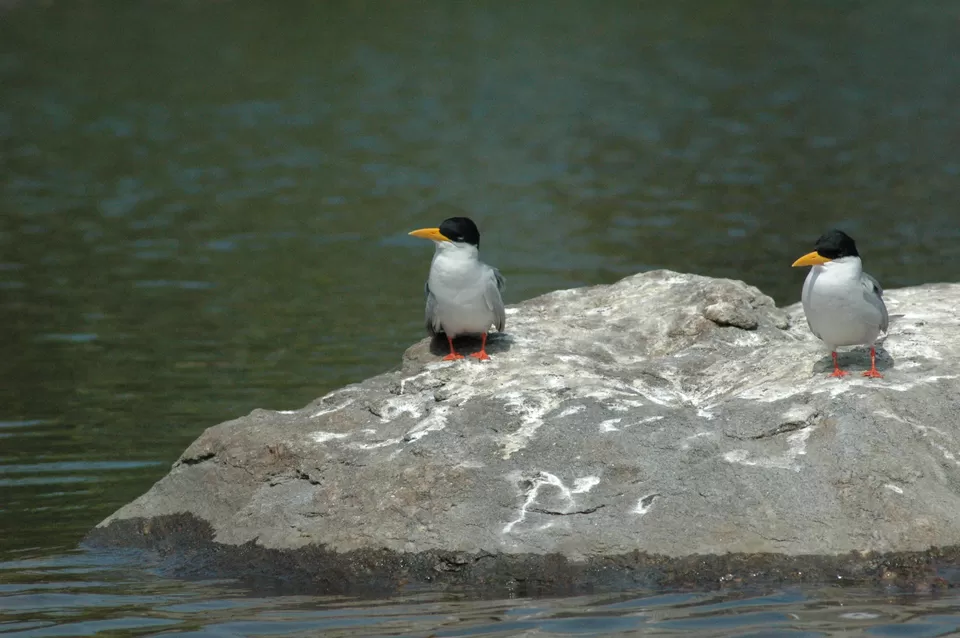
469,333 -> 491,361
443,336 -> 464,361
862,346 -> 882,378
829,351 -> 847,378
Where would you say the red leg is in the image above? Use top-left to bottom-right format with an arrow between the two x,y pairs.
863,346 -> 883,378
469,333 -> 491,361
829,351 -> 848,378
442,335 -> 464,361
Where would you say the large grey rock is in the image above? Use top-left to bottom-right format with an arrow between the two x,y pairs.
87,270 -> 960,591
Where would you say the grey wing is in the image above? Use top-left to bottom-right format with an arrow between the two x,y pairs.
864,272 -> 883,297
800,270 -> 823,340
862,272 -> 889,333
484,267 -> 506,332
424,281 -> 441,337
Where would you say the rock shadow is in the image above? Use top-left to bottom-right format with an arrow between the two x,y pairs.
428,332 -> 513,358
813,345 -> 894,375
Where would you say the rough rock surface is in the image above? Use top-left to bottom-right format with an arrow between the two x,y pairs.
87,270 -> 960,591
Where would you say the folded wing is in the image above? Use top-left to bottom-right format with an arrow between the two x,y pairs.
484,267 -> 506,333
424,282 -> 441,336
862,272 -> 889,334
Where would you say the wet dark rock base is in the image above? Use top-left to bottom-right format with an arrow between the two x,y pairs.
84,513 -> 958,597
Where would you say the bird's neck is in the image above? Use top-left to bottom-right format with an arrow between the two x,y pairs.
432,244 -> 479,268
819,256 -> 863,279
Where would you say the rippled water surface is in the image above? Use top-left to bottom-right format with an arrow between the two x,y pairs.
4,0 -> 960,634
4,551 -> 960,637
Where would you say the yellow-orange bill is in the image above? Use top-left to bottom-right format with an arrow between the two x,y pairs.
791,251 -> 831,267
408,227 -> 449,241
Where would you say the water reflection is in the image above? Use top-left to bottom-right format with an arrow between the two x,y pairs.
3,551 -> 960,637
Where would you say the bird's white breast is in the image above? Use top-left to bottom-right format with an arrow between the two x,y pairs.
428,248 -> 496,337
801,262 -> 883,348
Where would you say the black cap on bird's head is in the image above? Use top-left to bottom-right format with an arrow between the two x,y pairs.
792,229 -> 860,267
409,216 -> 481,248
438,217 -> 480,247
814,229 -> 859,259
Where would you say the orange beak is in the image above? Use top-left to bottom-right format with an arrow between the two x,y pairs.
408,227 -> 449,242
791,251 -> 831,267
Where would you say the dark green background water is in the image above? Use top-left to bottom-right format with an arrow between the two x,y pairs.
3,1 -> 960,634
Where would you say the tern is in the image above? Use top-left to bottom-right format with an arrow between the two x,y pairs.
409,217 -> 505,361
792,229 -> 888,378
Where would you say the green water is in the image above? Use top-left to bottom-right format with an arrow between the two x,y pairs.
3,1 -> 960,634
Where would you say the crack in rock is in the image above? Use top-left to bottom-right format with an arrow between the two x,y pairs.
295,469 -> 321,486
528,505 -> 606,516
747,420 -> 810,440
750,408 -> 821,440
503,471 -> 602,534
178,452 -> 215,466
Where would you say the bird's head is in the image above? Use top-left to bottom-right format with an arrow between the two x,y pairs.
409,217 -> 481,256
792,229 -> 860,268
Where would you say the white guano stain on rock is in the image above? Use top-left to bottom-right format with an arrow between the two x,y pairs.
736,368 -> 959,405
398,369 -> 433,395
310,398 -> 354,419
404,406 -> 450,442
499,394 -> 561,459
607,399 -> 648,412
311,431 -> 351,444
572,476 -> 601,493
376,395 -> 424,422
724,426 -> 817,472
636,416 -> 665,425
502,471 -> 584,535
634,493 -> 658,515
600,416 -> 664,432
502,472 -> 553,535
556,405 -> 586,418
599,418 -> 622,432
781,405 -> 817,423
627,367 -> 722,418
351,438 -> 403,450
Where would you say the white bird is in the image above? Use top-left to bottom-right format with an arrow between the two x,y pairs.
409,217 -> 505,361
792,229 -> 888,378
